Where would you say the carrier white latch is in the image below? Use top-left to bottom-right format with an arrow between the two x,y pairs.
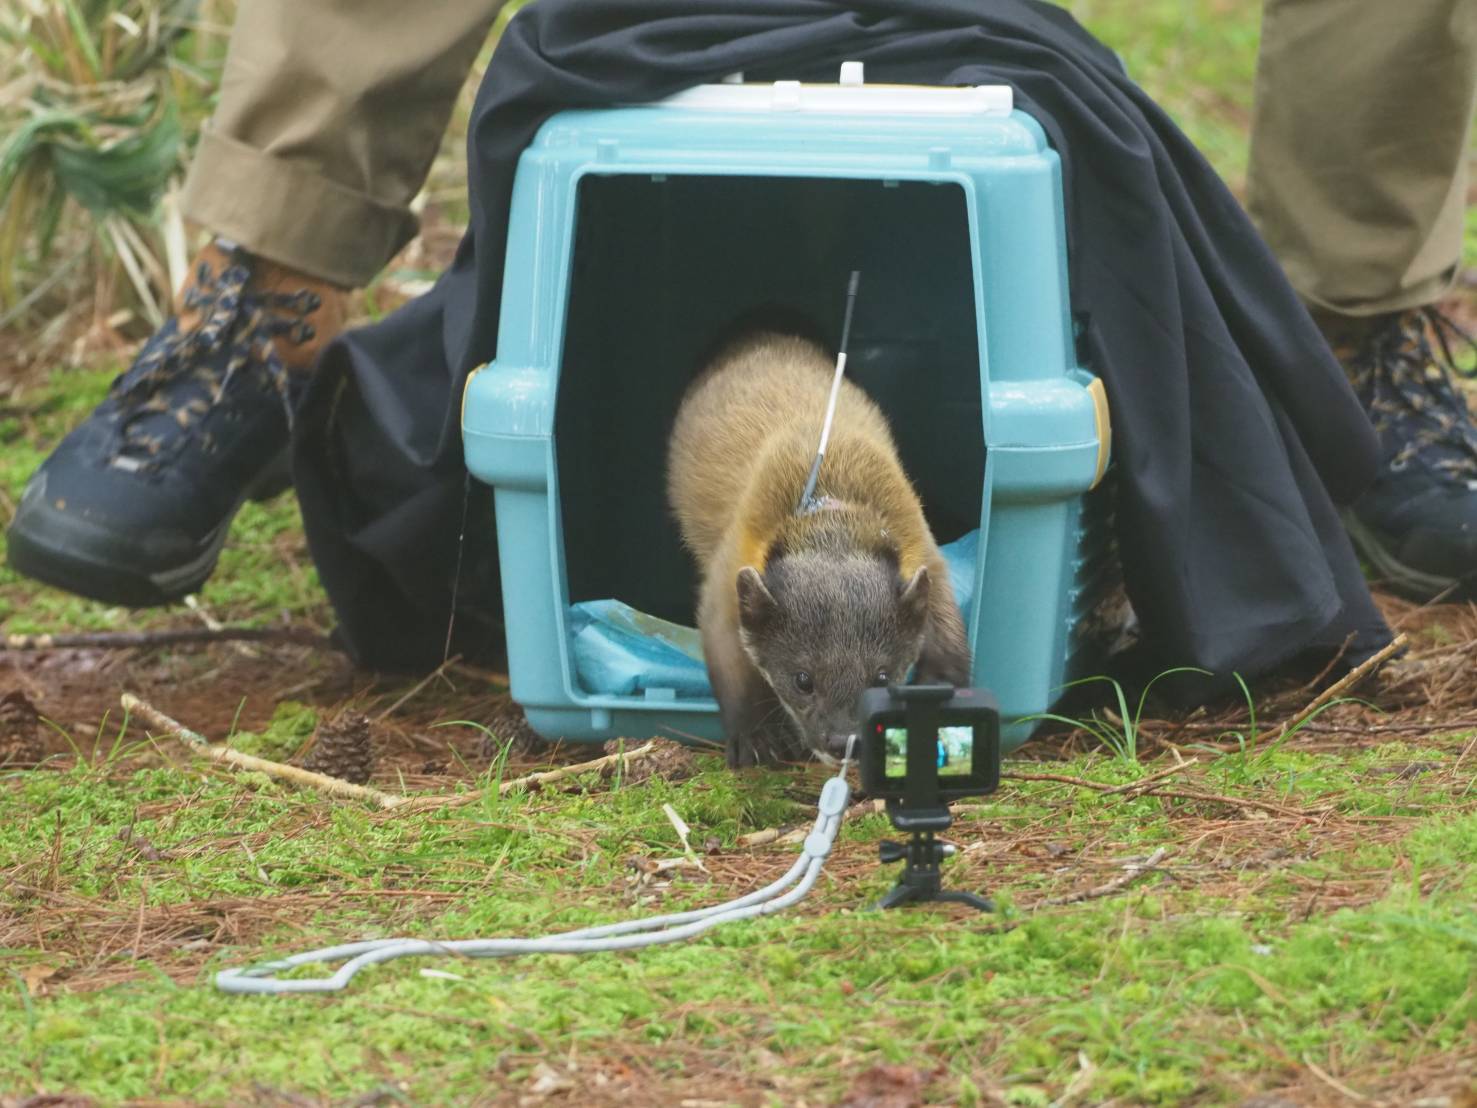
655,61 -> 1013,116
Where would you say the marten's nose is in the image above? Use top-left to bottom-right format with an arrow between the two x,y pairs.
824,732 -> 856,760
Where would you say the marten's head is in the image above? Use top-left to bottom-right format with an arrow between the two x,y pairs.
735,550 -> 931,763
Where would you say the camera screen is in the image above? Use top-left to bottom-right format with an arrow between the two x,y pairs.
883,726 -> 974,778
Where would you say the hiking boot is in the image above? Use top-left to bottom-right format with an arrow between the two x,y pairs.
1325,307 -> 1477,600
6,241 -> 348,607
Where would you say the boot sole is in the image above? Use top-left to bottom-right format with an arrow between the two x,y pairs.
5,451 -> 292,609
1343,510 -> 1477,602
7,514 -> 234,608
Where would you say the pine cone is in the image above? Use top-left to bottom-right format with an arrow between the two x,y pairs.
301,712 -> 374,784
476,700 -> 549,762
0,691 -> 44,768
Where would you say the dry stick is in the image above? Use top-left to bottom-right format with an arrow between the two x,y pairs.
1300,1056 -> 1371,1104
1146,789 -> 1321,820
1001,769 -> 1115,792
8,627 -> 329,651
972,849 -> 1173,935
1020,772 -> 1328,818
185,596 -> 258,660
1453,732 -> 1477,776
1272,632 -> 1408,741
122,693 -> 411,810
1426,654 -> 1474,709
1100,757 -> 1199,795
373,654 -> 462,722
1169,717 -> 1477,736
497,741 -> 660,796
738,798 -> 884,848
662,802 -> 707,872
737,827 -> 786,848
1154,632 -> 1408,746
1308,718 -> 1477,737
124,692 -> 666,814
392,741 -> 664,813
447,661 -> 511,686
1295,630 -> 1358,695
1181,632 -> 1352,738
1034,847 -> 1169,908
1004,766 -> 1325,819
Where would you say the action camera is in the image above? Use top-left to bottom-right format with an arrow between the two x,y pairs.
859,684 -> 1001,806
857,683 -> 1001,911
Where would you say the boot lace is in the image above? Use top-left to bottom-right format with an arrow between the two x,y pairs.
104,253 -> 320,470
1349,306 -> 1477,484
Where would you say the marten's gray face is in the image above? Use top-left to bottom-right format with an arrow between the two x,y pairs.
736,555 -> 931,763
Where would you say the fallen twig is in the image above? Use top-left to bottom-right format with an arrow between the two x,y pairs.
737,826 -> 788,848
1294,630 -> 1357,695
738,798 -> 885,847
373,654 -> 462,722
1034,847 -> 1169,908
1311,720 -> 1477,738
662,802 -> 708,872
1151,633 -> 1409,746
1301,1055 -> 1370,1103
392,741 -> 664,813
1001,769 -> 1115,792
497,742 -> 661,796
1455,733 -> 1477,775
9,627 -> 329,652
185,596 -> 259,660
125,692 -> 668,814
1101,757 -> 1200,795
1003,763 -> 1324,819
1167,717 -> 1477,736
628,854 -> 706,878
1147,789 -> 1323,820
122,693 -> 411,810
1273,633 -> 1407,740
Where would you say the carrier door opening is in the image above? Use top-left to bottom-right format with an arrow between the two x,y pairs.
555,174 -> 984,661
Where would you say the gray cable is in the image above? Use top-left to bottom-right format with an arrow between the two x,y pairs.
215,750 -> 856,995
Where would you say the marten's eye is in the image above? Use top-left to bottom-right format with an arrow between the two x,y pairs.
872,670 -> 889,687
793,671 -> 814,694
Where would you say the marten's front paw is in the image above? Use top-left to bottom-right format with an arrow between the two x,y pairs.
726,721 -> 806,768
725,734 -> 759,768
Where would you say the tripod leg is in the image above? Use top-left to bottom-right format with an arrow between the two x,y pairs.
874,881 -> 922,911
936,890 -> 994,912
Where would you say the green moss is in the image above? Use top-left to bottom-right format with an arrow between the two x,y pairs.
5,729 -> 1477,1104
227,700 -> 319,760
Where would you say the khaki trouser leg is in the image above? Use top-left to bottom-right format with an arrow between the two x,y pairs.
1247,0 -> 1477,317
181,0 -> 505,288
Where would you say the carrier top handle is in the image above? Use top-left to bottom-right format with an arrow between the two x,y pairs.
797,270 -> 861,515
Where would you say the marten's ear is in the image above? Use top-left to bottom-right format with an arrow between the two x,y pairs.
736,567 -> 779,635
898,566 -> 931,636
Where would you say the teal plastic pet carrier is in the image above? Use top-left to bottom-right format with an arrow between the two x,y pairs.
462,67 -> 1115,752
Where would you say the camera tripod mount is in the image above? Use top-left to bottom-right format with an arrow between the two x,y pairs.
876,819 -> 993,912
869,683 -> 994,913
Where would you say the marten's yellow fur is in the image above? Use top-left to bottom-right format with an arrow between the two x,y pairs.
668,330 -> 972,766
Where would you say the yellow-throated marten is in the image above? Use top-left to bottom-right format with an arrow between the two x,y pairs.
667,329 -> 973,767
